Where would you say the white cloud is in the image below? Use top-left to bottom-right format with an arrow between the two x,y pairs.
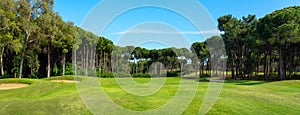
109,29 -> 221,35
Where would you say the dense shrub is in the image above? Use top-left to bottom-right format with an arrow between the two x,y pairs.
98,72 -> 114,78
76,65 -> 85,76
87,68 -> 97,77
52,64 -> 62,76
97,72 -> 151,78
167,71 -> 179,77
65,63 -> 74,75
132,73 -> 150,78
29,72 -> 40,79
198,74 -> 210,82
114,72 -> 131,77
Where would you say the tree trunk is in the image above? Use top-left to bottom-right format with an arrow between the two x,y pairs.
240,57 -> 243,79
85,45 -> 89,76
0,47 -> 4,76
62,52 -> 66,76
199,61 -> 204,76
90,48 -> 94,70
74,49 -> 77,75
93,49 -> 96,70
255,54 -> 260,77
47,44 -> 51,78
234,55 -> 239,78
82,45 -> 85,75
288,50 -> 294,79
278,46 -> 284,80
95,50 -> 98,75
231,55 -> 235,79
195,64 -> 198,77
283,55 -> 287,80
19,34 -> 30,78
99,50 -> 102,74
263,53 -> 267,80
19,56 -> 24,78
104,52 -> 107,72
272,56 -> 276,73
19,31 -> 31,78
136,60 -> 138,73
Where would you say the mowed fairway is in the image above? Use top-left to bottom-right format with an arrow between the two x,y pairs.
0,77 -> 299,114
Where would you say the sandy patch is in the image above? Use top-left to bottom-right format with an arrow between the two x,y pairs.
51,80 -> 80,83
0,83 -> 29,90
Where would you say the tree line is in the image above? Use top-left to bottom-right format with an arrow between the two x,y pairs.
1,0 -> 78,78
218,6 -> 300,80
1,1 -> 300,80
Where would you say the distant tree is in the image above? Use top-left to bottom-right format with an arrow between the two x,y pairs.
36,0 -> 60,78
0,0 -> 21,76
218,14 -> 240,79
57,21 -> 76,76
16,0 -> 40,78
257,6 -> 300,80
191,42 -> 208,76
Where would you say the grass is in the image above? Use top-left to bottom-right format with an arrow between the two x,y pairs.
0,78 -> 34,84
0,76 -> 299,114
0,78 -> 90,114
46,75 -> 83,81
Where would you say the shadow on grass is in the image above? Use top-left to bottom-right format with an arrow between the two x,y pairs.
223,80 -> 275,86
191,79 -> 271,86
236,81 -> 266,86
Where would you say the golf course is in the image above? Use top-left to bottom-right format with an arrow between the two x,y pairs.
1,0 -> 300,114
0,76 -> 299,114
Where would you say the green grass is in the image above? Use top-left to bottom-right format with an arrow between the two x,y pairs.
46,75 -> 83,81
0,77 -> 299,114
0,78 -> 90,114
0,78 -> 34,84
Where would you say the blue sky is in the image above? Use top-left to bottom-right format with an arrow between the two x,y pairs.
54,0 -> 300,49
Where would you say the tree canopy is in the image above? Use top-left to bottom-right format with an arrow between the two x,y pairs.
1,1 -> 299,80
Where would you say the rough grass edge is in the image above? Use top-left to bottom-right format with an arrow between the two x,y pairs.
0,78 -> 34,84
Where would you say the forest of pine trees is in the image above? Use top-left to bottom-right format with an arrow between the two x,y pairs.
1,1 -> 299,80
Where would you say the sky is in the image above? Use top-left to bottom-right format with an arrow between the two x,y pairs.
54,0 -> 300,49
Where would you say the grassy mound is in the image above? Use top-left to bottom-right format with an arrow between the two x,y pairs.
0,77 -> 90,114
46,75 -> 84,81
0,78 -> 33,84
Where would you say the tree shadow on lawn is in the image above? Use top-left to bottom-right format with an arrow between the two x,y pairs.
236,81 -> 266,86
224,80 -> 272,86
195,78 -> 272,86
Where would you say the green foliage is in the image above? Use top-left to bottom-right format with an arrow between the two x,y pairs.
132,73 -> 151,78
28,72 -> 40,79
52,63 -> 74,76
0,0 -> 300,82
76,65 -> 86,76
0,71 -> 10,78
98,72 -> 114,78
198,74 -> 210,82
167,71 -> 179,77
87,68 -> 97,77
52,64 -> 60,76
65,63 -> 74,75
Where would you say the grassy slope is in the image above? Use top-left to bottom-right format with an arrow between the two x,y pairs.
206,80 -> 300,114
0,77 -> 299,114
0,78 -> 91,114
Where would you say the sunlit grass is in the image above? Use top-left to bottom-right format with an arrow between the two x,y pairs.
0,77 -> 299,114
